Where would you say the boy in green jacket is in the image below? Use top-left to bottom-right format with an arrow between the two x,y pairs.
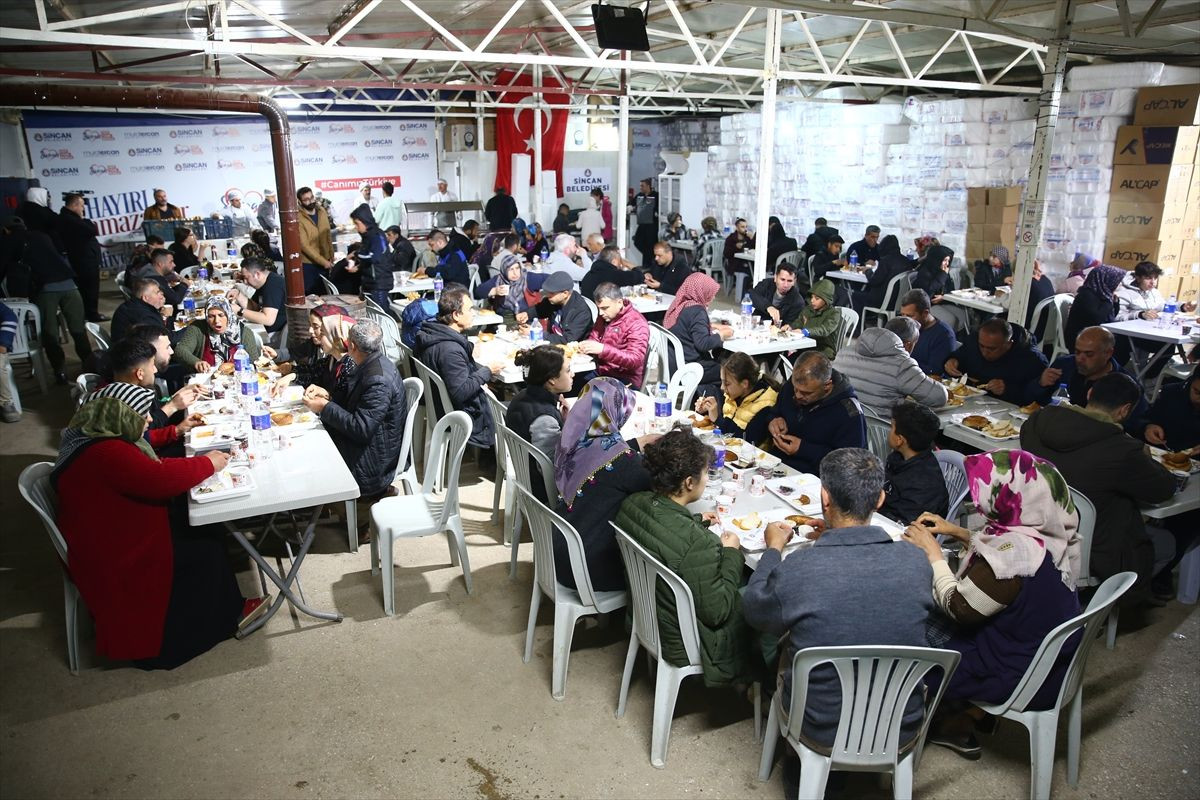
788,278 -> 843,359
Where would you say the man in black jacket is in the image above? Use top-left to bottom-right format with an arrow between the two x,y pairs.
130,248 -> 190,309
580,245 -> 643,300
111,279 -> 170,343
426,229 -> 470,287
750,262 -> 805,327
646,241 -> 692,296
526,271 -> 593,345
484,186 -> 518,231
414,285 -> 506,448
305,319 -> 409,536
766,352 -> 868,473
944,318 -> 1047,406
58,193 -> 106,322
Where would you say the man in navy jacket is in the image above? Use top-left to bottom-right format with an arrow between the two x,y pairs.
766,352 -> 868,473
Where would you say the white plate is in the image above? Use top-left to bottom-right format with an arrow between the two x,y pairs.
190,466 -> 255,503
270,410 -> 319,434
949,413 -> 1021,441
765,475 -> 822,513
721,507 -> 795,551
1149,447 -> 1200,476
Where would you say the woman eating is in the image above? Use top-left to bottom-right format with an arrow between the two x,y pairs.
902,449 -> 1081,759
913,244 -> 965,332
1063,263 -> 1126,353
615,429 -> 758,688
52,385 -> 258,670
474,253 -> 532,326
553,377 -> 655,592
693,351 -> 778,444
293,303 -> 357,401
1060,251 -> 1098,295
664,272 -> 733,397
505,345 -> 573,500
172,297 -> 270,374
552,203 -> 573,235
524,222 -> 551,261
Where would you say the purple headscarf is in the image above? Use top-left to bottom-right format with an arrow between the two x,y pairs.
1081,264 -> 1125,301
554,377 -> 637,508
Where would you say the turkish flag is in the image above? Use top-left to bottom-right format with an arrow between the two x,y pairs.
494,69 -> 570,197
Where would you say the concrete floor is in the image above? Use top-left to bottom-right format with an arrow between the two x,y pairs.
2,290 -> 1198,800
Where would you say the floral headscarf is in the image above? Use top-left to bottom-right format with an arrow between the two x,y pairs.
963,450 -> 1081,589
663,272 -> 720,329
554,377 -> 638,508
1069,251 -> 1099,279
204,297 -> 242,362
309,302 -> 356,359
1081,264 -> 1126,301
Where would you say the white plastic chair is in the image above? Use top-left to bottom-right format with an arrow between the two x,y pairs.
1049,294 -> 1074,362
3,300 -> 48,394
1027,294 -> 1057,355
482,387 -> 511,533
1068,487 -> 1119,650
467,262 -> 480,293
971,571 -> 1138,800
392,377 -> 423,497
666,362 -> 703,413
18,462 -> 86,674
72,373 -> 101,408
370,410 -> 473,613
116,270 -> 132,300
517,485 -> 627,700
582,296 -> 599,324
494,414 -> 556,578
646,321 -> 685,390
411,356 -> 456,491
319,274 -> 339,295
612,524 -> 761,767
860,270 -> 916,333
934,449 -> 970,521
758,646 -> 961,798
697,239 -> 725,288
84,321 -> 111,352
834,306 -> 859,355
365,306 -> 401,362
865,414 -> 891,461
363,293 -> 387,315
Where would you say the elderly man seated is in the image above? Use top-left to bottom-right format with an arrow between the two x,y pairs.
944,317 -> 1047,406
833,316 -> 948,416
765,352 -> 867,473
544,233 -> 590,282
1028,325 -> 1147,427
744,447 -> 935,754
303,319 -> 410,542
111,278 -> 171,342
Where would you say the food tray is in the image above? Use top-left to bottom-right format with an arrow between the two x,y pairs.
190,466 -> 255,503
1150,447 -> 1200,476
765,475 -> 822,513
186,425 -> 240,453
269,409 -> 319,434
720,507 -> 796,551
949,413 -> 1021,441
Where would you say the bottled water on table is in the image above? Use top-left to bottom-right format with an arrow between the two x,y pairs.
233,345 -> 251,377
1162,295 -> 1178,328
848,252 -> 859,270
654,383 -> 672,432
710,428 -> 726,470
433,276 -> 444,300
226,239 -> 237,259
196,267 -> 208,291
740,293 -> 754,329
529,321 -> 543,344
1050,383 -> 1070,406
239,373 -> 258,412
249,396 -> 272,463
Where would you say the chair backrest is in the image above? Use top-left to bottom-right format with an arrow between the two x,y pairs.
84,321 -> 111,351
393,377 -> 423,483
1050,294 -> 1074,360
1028,294 -> 1056,351
498,420 -> 556,501
786,646 -> 960,769
1068,486 -> 1097,587
2,300 -> 41,356
18,462 -> 67,564
992,572 -> 1137,716
646,321 -> 685,389
698,239 -> 724,272
612,524 -> 703,667
482,386 -> 509,464
421,410 -> 472,521
319,274 -> 339,295
73,373 -> 101,408
366,306 -> 402,362
933,449 -> 970,520
177,266 -> 197,280
363,294 -> 386,315
396,340 -> 414,378
834,306 -> 859,354
412,355 -> 454,422
865,414 -> 891,460
779,250 -> 805,270
467,262 -> 480,293
666,362 -> 703,412
582,296 -> 599,324
516,484 -> 611,608
882,269 -> 916,312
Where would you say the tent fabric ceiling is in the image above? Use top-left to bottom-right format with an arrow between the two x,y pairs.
0,0 -> 1196,116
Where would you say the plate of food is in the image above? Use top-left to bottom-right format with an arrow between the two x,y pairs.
722,508 -> 790,551
186,424 -> 239,452
951,413 -> 1021,440
270,409 -> 318,433
942,376 -> 986,398
1150,447 -> 1199,476
687,411 -> 716,430
191,465 -> 255,503
765,475 -> 822,513
1010,400 -> 1042,419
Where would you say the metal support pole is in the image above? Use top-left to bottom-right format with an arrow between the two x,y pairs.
533,63 -> 544,225
1009,37 -> 1070,326
751,9 -> 783,286
616,64 -> 630,252
475,105 -> 484,153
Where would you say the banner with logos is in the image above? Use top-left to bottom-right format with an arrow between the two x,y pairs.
23,112 -> 439,270
562,166 -> 613,196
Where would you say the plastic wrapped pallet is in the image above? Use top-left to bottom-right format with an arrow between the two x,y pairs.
1072,116 -> 1123,142
1067,62 -> 1169,91
1071,141 -> 1115,169
1008,119 -> 1037,144
1077,88 -> 1137,118
1065,167 -> 1111,195
982,96 -> 1039,123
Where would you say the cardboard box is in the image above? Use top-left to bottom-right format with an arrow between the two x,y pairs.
1113,125 -> 1200,165
985,203 -> 1020,225
1166,163 -> 1195,205
1104,239 -> 1161,269
967,187 -> 988,208
1105,202 -> 1170,240
1182,239 -> 1200,263
1108,164 -> 1193,205
966,223 -> 985,243
1157,241 -> 1184,275
966,240 -> 989,262
1159,204 -> 1200,241
988,186 -> 1023,206
1133,84 -> 1200,126
981,223 -> 1016,247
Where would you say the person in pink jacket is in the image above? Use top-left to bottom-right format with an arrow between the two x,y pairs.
591,187 -> 614,242
578,282 -> 650,388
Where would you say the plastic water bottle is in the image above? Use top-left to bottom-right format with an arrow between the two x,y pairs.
239,372 -> 258,412
906,247 -> 917,261
654,382 -> 672,432
529,321 -> 543,344
711,428 -> 727,470
233,345 -> 251,377
433,276 -> 444,301
1050,383 -> 1070,406
848,252 -> 859,270
225,238 -> 237,259
182,296 -> 196,314
740,293 -> 754,329
249,396 -> 272,463
196,266 -> 208,291
1162,295 -> 1178,328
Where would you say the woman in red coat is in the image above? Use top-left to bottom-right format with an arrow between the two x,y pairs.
52,383 -> 247,669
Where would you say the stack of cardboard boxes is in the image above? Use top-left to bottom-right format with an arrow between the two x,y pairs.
966,185 -> 1022,264
1104,83 -> 1200,299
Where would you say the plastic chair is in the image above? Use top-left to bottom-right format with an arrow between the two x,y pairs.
934,449 -> 970,521
729,270 -> 749,302
3,300 -> 48,394
392,377 -> 424,497
18,462 -> 86,674
1027,295 -> 1057,356
646,321 -> 686,390
467,262 -> 480,293
666,362 -> 703,413
370,410 -> 473,612
860,270 -> 915,333
834,307 -> 859,355
758,646 -> 961,799
697,239 -> 725,288
365,306 -> 401,362
363,294 -> 387,315
72,373 -> 101,408
517,485 -> 627,700
84,321 -> 111,352
1068,487 -> 1119,650
482,387 -> 511,533
1049,294 -> 1074,362
116,271 -> 132,300
971,571 -> 1138,800
582,296 -> 599,324
411,356 -> 455,491
612,524 -> 761,767
319,274 -> 339,295
865,414 -> 891,461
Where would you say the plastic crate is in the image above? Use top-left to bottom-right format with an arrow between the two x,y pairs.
141,219 -> 184,241
201,216 -> 234,239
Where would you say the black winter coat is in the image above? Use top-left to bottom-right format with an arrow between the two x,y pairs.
913,265 -> 955,298
110,298 -> 166,343
534,292 -> 593,345
318,351 -> 408,497
880,450 -> 949,525
0,228 -> 76,296
749,278 -> 805,325
414,321 -> 495,447
1063,287 -> 1118,352
58,208 -> 101,273
580,260 -> 643,301
651,254 -> 693,296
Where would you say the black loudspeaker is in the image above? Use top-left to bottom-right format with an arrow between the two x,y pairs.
591,4 -> 651,51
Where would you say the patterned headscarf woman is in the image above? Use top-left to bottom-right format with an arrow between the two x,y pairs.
492,252 -> 528,315
53,387 -> 159,483
1081,263 -> 1125,301
204,297 -> 242,363
1068,251 -> 1099,280
305,303 -> 357,393
554,377 -> 638,509
663,272 -> 721,330
309,302 -> 356,359
962,449 -> 1081,589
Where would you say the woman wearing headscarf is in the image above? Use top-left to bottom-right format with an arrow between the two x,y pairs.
1060,251 -> 1099,295
524,222 -> 550,261
913,244 -> 967,332
664,272 -> 733,396
903,449 -> 1082,758
851,233 -> 911,313
763,215 -> 799,269
553,377 -> 654,592
474,252 -> 532,326
974,246 -> 1013,293
292,303 -> 357,401
52,386 -> 250,669
172,297 -> 265,373
575,195 -> 603,242
697,216 -> 723,247
914,235 -> 939,260
1064,263 -> 1126,352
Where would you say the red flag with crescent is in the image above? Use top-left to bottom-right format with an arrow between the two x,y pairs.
493,69 -> 570,197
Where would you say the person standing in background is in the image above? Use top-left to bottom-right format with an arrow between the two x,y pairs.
485,186 -> 518,232
429,178 -> 460,228
296,186 -> 335,295
58,192 -> 105,323
630,178 -> 659,269
256,189 -> 278,233
225,191 -> 259,238
142,188 -> 183,221
374,180 -> 405,232
590,187 -> 614,242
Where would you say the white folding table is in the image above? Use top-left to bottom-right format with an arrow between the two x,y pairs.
1101,318 -> 1200,381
